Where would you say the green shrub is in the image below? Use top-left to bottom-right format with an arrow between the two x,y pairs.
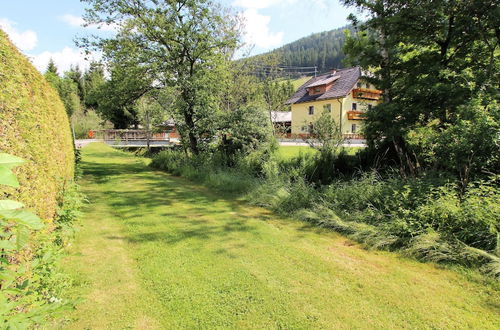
0,154 -> 81,328
0,29 -> 75,220
71,107 -> 112,139
0,30 -> 82,327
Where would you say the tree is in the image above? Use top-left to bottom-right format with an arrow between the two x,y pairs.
44,64 -> 81,117
46,58 -> 58,75
65,65 -> 85,102
342,0 -> 499,178
262,80 -> 294,135
89,61 -> 153,128
81,0 -> 241,154
137,95 -> 169,150
304,110 -> 344,155
83,61 -> 106,110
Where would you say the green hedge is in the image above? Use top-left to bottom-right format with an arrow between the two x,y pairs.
0,29 -> 74,220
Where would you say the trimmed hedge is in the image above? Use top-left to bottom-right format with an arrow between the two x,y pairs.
0,29 -> 74,220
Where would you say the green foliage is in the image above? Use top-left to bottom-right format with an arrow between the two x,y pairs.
88,61 -> 153,129
262,80 -> 294,114
71,107 -> 112,139
83,61 -> 106,110
65,65 -> 85,102
217,106 -> 276,164
44,70 -> 82,117
81,0 -> 240,153
0,154 -> 80,328
251,25 -> 353,75
0,29 -> 75,220
343,0 -> 499,179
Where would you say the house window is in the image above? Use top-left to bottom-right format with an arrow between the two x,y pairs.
368,104 -> 373,111
301,126 -> 307,132
352,103 -> 357,110
366,83 -> 370,88
309,123 -> 314,133
308,105 -> 314,115
357,82 -> 362,88
323,104 -> 331,113
352,124 -> 357,133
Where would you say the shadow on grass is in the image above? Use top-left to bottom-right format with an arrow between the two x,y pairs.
81,146 -> 262,247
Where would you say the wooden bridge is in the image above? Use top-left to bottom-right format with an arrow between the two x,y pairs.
77,129 -> 179,148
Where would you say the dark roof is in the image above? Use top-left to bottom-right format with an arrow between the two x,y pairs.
285,66 -> 361,105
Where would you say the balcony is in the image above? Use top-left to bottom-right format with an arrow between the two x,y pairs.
347,111 -> 365,120
352,88 -> 382,100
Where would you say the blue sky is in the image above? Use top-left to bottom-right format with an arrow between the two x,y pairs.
0,0 -> 354,73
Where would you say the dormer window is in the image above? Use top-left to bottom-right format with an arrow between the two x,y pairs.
314,87 -> 321,93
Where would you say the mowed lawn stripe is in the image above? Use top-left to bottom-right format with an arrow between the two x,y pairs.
61,143 -> 499,329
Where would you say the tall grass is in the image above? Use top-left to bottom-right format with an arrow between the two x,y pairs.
150,148 -> 500,279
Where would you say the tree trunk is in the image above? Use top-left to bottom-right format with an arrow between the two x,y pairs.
145,110 -> 151,152
183,107 -> 199,155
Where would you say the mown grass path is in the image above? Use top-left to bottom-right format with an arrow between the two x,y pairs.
60,143 -> 499,329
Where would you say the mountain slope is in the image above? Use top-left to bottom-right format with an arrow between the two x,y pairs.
252,25 -> 353,77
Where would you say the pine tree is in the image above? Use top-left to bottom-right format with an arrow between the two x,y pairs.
45,58 -> 58,76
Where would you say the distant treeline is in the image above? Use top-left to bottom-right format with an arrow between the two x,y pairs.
251,25 -> 353,77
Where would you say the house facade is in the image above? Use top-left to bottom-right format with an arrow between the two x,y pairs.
285,66 -> 381,138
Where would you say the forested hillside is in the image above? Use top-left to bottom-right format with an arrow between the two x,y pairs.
252,25 -> 353,76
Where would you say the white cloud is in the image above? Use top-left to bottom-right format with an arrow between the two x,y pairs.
60,14 -> 117,32
28,47 -> 100,73
239,9 -> 283,49
0,18 -> 38,51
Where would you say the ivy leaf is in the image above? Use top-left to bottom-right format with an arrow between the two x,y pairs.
0,200 -> 24,210
0,165 -> 20,187
0,209 -> 43,230
0,153 -> 25,169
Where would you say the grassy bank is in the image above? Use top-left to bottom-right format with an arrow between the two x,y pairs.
151,147 -> 500,279
58,143 -> 499,328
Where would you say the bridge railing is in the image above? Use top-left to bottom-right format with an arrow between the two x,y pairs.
89,129 -> 170,141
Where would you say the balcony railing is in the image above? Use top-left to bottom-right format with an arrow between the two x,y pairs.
352,88 -> 382,100
347,111 -> 365,120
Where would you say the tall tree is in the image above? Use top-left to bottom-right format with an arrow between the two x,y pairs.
89,60 -> 153,128
81,0 -> 241,154
44,64 -> 81,117
65,65 -> 85,102
342,0 -> 499,177
83,61 -> 106,110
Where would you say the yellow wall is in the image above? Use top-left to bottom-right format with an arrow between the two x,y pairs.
291,79 -> 380,136
291,99 -> 342,134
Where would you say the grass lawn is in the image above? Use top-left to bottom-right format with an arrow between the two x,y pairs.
278,145 -> 362,159
290,76 -> 312,89
277,145 -> 318,159
57,143 -> 500,329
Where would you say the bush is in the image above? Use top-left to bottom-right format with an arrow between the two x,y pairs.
0,29 -> 75,220
71,107 -> 112,139
0,154 -> 83,328
0,30 -> 82,327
